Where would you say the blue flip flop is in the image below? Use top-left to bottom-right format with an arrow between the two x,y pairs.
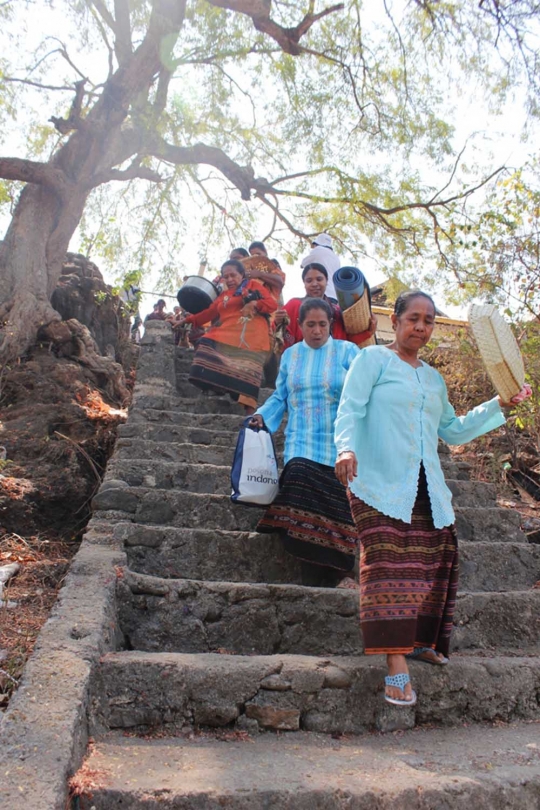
405,647 -> 449,666
384,673 -> 417,707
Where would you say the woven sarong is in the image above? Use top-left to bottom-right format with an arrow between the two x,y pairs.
257,457 -> 357,571
348,466 -> 458,657
189,337 -> 265,408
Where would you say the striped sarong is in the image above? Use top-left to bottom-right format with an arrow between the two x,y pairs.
348,465 -> 458,657
189,338 -> 265,408
257,457 -> 357,572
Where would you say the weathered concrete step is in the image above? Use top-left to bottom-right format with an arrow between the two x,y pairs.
117,570 -> 540,655
104,460 -> 496,508
73,723 -> 540,809
106,459 -> 231,493
127,407 -> 470,477
456,505 -> 525,543
133,393 -> 244,414
133,388 -> 272,415
460,541 -> 540,591
174,380 -> 276,402
130,408 -> 247,430
93,487 -> 525,545
117,422 -> 238,446
92,651 -> 540,735
118,521 -> 540,590
116,425 -> 284,456
116,523 -> 303,584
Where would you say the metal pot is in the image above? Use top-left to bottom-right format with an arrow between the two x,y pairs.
177,276 -> 220,314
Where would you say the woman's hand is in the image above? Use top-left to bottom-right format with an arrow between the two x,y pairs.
274,308 -> 288,326
248,414 -> 264,429
241,301 -> 258,318
498,383 -> 532,408
367,314 -> 378,335
335,451 -> 358,486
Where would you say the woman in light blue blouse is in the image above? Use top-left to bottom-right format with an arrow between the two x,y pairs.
335,290 -> 530,707
250,298 -> 361,585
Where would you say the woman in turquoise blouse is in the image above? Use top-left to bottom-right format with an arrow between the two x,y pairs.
335,290 -> 531,707
250,298 -> 360,584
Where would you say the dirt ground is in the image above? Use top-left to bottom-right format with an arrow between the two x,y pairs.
0,322 -> 134,709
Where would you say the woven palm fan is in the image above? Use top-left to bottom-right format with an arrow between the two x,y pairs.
468,304 -> 525,402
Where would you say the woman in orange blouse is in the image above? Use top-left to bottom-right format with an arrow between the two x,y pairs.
180,259 -> 277,414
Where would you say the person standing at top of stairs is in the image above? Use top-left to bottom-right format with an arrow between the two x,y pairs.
335,289 -> 532,708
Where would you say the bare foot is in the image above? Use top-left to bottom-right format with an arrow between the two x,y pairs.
386,654 -> 414,703
336,577 -> 358,590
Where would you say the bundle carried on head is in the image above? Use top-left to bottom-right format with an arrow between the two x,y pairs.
333,266 -> 376,347
241,255 -> 277,274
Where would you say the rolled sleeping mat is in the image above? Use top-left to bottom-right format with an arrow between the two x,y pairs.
333,266 -> 375,345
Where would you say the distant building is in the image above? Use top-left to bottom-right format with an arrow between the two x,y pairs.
369,280 -> 467,344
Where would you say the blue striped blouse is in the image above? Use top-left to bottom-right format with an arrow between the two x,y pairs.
256,338 -> 361,467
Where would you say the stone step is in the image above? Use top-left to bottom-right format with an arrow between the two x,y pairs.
116,524 -> 303,584
126,408 -> 472,479
102,459 -> 497,509
117,422 -> 240,446
93,487 -> 525,544
91,651 -> 540,735
106,460 -> 231,493
133,388 -> 273,414
130,408 -> 247,430
117,570 -> 540,655
73,722 -> 540,808
175,377 -> 276,402
456,505 -> 525,543
116,522 -> 540,591
132,393 -> 245,415
119,412 -> 467,471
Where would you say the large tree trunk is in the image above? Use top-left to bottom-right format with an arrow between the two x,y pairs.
0,0 -> 188,364
0,182 -> 89,363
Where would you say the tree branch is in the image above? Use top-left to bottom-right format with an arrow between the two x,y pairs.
0,158 -> 69,194
90,160 -> 163,186
113,0 -> 133,64
50,80 -> 87,135
205,0 -> 344,55
1,77 -> 74,92
147,138 -> 259,200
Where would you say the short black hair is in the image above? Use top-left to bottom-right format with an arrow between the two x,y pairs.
302,262 -> 328,280
230,247 -> 249,258
249,240 -> 267,254
394,290 -> 436,317
221,259 -> 246,277
156,299 -> 166,307
299,297 -> 334,324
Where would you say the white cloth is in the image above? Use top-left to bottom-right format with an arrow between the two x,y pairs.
300,246 -> 341,299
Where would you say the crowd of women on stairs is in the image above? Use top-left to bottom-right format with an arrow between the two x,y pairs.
170,235 -> 532,711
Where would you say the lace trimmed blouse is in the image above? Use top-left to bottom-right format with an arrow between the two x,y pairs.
334,345 -> 506,528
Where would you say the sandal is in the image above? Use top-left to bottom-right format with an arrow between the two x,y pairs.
405,647 -> 448,666
384,673 -> 417,707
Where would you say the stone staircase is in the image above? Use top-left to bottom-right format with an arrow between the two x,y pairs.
13,320 -> 540,808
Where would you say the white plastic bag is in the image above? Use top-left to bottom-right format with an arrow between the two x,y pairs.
231,419 -> 279,506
